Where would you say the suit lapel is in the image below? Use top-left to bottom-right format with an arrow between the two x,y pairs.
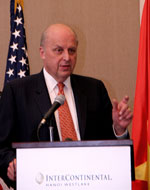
34,71 -> 51,117
71,75 -> 87,140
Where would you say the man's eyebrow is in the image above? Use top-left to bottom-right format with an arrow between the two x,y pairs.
52,45 -> 63,49
69,46 -> 76,49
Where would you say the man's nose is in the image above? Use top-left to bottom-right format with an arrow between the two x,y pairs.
63,51 -> 70,61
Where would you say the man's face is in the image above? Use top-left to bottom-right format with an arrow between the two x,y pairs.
40,27 -> 78,82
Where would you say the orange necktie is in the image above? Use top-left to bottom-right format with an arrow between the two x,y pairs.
57,83 -> 78,141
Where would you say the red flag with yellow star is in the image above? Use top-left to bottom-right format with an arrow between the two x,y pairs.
132,0 -> 150,189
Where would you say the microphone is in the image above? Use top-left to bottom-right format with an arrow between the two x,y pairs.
37,94 -> 65,141
40,94 -> 65,126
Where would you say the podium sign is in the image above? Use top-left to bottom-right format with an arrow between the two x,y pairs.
13,140 -> 133,190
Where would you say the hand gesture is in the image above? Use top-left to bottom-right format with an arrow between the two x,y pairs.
112,95 -> 133,135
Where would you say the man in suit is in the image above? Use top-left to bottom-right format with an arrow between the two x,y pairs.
0,24 -> 132,185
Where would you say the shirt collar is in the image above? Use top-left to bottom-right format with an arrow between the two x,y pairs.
43,68 -> 71,92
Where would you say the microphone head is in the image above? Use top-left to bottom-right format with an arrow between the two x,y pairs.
55,94 -> 65,105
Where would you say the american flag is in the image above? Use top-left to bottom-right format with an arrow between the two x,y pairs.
4,0 -> 30,84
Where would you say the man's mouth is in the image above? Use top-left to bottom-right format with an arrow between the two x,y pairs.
60,64 -> 71,70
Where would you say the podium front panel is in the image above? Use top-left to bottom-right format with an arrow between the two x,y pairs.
15,140 -> 132,190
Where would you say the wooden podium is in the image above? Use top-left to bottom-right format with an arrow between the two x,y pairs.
13,140 -> 134,190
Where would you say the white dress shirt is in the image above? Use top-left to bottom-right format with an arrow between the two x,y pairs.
43,68 -> 80,141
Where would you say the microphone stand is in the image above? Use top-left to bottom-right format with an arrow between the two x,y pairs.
37,117 -> 54,142
49,120 -> 54,142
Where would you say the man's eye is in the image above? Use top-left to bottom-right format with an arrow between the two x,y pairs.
57,48 -> 63,52
68,48 -> 76,54
53,48 -> 63,54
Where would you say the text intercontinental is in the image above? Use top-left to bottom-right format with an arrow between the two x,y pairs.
46,174 -> 112,182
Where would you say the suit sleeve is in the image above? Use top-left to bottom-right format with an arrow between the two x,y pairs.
0,83 -> 16,185
83,79 -> 116,140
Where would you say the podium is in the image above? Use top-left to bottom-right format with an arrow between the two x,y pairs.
12,140 -> 134,190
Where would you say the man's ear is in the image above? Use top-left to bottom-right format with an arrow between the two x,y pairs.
39,46 -> 45,59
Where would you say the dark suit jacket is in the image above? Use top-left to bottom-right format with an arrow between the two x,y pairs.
0,70 -> 115,185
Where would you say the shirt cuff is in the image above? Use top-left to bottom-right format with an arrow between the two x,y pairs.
112,125 -> 128,139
